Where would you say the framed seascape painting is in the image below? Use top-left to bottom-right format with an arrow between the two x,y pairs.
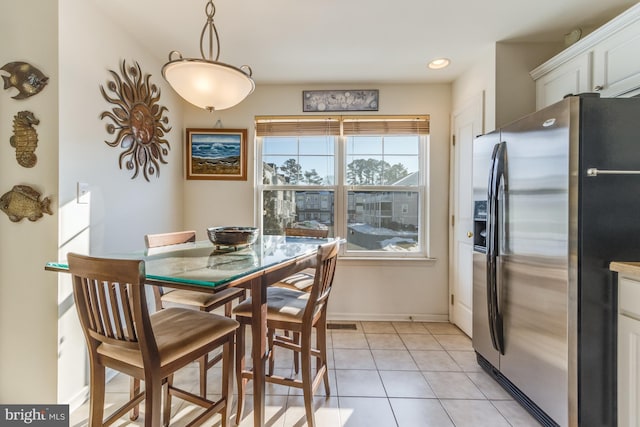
185,128 -> 247,180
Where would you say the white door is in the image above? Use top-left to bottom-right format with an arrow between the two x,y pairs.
450,93 -> 483,337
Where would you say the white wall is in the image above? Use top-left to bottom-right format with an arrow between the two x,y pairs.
0,0 -> 59,403
495,42 -> 561,127
57,0 -> 185,408
182,83 -> 452,321
2,0 -> 191,406
452,42 -> 560,129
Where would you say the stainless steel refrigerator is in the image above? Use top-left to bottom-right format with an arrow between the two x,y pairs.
472,94 -> 640,427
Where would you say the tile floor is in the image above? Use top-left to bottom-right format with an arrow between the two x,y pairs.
70,321 -> 542,426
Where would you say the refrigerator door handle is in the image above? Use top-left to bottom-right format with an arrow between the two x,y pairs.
487,141 -> 506,354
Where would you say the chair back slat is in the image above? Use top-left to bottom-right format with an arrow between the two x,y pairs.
145,230 -> 196,248
119,283 -> 137,342
97,281 -> 115,339
303,240 -> 339,322
68,253 -> 156,359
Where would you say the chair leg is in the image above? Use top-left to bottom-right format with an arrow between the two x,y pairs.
316,322 -> 330,395
268,328 -> 275,375
199,354 -> 208,397
301,331 -> 316,427
88,362 -> 106,427
163,374 -> 174,427
235,322 -> 247,424
144,374 -> 162,427
293,332 -> 301,374
129,377 -> 140,420
221,337 -> 234,427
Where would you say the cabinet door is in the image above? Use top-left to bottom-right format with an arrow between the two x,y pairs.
535,53 -> 591,109
593,20 -> 640,97
618,314 -> 640,427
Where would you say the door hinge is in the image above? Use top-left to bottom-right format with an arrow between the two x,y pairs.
451,215 -> 455,227
452,135 -> 456,146
451,294 -> 454,305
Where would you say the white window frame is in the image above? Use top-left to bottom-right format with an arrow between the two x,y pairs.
255,116 -> 430,259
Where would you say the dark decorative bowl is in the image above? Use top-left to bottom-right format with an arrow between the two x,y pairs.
207,226 -> 259,247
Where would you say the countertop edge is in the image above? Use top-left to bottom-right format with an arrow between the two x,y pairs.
610,261 -> 640,276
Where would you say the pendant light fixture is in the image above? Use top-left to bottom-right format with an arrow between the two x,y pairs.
162,0 -> 255,111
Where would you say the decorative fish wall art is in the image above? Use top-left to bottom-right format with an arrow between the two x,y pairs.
0,185 -> 52,222
1,61 -> 49,99
10,110 -> 39,168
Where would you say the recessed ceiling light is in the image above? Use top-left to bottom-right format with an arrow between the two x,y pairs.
428,58 -> 450,70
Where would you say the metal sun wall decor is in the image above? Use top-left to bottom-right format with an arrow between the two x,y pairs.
302,89 -> 379,112
1,61 -> 49,99
100,60 -> 171,181
11,110 -> 40,168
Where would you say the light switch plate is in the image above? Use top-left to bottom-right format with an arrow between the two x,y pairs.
77,182 -> 90,204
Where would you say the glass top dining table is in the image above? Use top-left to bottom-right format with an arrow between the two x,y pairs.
46,235 -> 334,427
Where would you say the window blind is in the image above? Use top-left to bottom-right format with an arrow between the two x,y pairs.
255,117 -> 340,136
255,115 -> 429,136
342,116 -> 429,135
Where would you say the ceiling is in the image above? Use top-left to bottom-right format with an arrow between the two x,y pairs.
94,0 -> 637,85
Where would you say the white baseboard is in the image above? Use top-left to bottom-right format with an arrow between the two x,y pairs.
327,313 -> 449,323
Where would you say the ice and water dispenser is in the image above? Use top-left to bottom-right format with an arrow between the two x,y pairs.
473,200 -> 487,252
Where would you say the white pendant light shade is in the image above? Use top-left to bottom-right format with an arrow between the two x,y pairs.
162,59 -> 254,111
162,0 -> 254,111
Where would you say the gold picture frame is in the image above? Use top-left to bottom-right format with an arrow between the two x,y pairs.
185,128 -> 247,180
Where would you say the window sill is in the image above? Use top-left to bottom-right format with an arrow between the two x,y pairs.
338,256 -> 437,266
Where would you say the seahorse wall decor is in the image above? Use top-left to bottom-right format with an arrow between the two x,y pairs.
10,110 -> 39,168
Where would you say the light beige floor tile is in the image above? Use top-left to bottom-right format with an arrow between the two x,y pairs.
379,370 -> 435,398
391,321 -> 430,334
338,397 -> 397,427
492,400 -> 543,426
331,332 -> 369,349
447,350 -> 482,372
235,394 -> 288,427
104,372 -> 135,393
423,372 -> 485,399
365,333 -> 406,349
73,322 -> 537,427
400,333 -> 443,350
288,369 -> 336,397
335,370 -> 386,397
360,321 -> 396,334
423,322 -> 464,335
333,349 -> 376,369
72,391 -> 189,427
467,371 -> 512,400
411,350 -> 461,372
389,398 -> 454,427
371,349 -> 418,371
284,395 -> 341,427
242,368 -> 293,396
441,399 -> 511,427
433,334 -> 473,351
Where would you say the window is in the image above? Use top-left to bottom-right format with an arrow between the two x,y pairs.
256,115 -> 429,257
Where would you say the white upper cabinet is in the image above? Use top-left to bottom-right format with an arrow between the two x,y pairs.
531,4 -> 640,109
534,53 -> 592,110
592,20 -> 640,97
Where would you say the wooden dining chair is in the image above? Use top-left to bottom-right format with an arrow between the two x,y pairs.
233,239 -> 340,427
272,226 -> 329,292
144,230 -> 246,398
271,226 -> 330,372
67,252 -> 238,427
